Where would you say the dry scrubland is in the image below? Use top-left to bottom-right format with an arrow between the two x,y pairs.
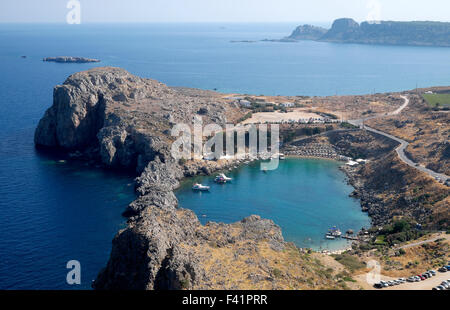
366,92 -> 450,176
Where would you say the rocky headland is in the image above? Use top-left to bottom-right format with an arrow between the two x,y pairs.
283,18 -> 450,47
35,67 -> 344,290
35,67 -> 449,289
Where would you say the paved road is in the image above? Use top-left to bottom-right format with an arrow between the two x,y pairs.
349,96 -> 449,182
395,233 -> 450,250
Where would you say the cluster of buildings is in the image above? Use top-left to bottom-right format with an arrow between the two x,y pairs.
225,96 -> 294,109
276,117 -> 341,125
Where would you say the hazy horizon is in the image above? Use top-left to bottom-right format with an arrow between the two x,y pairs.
1,0 -> 449,24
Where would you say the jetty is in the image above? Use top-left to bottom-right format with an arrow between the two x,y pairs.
342,235 -> 359,241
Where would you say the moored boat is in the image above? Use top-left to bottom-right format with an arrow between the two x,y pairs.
325,226 -> 342,239
327,226 -> 342,237
218,173 -> 232,181
214,176 -> 227,184
192,183 -> 210,191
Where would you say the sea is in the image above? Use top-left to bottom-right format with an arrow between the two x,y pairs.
0,23 -> 449,289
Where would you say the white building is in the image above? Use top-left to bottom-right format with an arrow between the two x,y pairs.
280,102 -> 294,108
239,99 -> 251,107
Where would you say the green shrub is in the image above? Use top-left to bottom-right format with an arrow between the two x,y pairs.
272,268 -> 282,278
333,254 -> 366,272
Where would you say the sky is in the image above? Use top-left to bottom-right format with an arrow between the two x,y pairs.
0,0 -> 449,23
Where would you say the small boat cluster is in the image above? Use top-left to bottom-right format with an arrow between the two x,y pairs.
192,173 -> 232,191
325,226 -> 342,240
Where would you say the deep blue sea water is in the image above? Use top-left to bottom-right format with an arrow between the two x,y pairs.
0,23 -> 449,289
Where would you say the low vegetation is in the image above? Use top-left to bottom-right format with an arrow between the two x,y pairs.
332,254 -> 366,272
339,122 -> 358,129
423,93 -> 450,107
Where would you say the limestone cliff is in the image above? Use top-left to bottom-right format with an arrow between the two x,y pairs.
35,68 -> 342,290
286,18 -> 450,47
35,67 -> 230,172
287,24 -> 327,40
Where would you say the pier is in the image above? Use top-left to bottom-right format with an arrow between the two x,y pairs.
341,235 -> 359,241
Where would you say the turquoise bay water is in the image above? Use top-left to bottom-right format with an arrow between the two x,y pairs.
0,23 -> 448,289
176,159 -> 370,251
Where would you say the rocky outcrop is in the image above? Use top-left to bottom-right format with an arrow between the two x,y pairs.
36,67 -> 341,290
43,56 -> 100,63
321,18 -> 360,41
284,18 -> 450,47
93,209 -> 286,290
287,24 -> 327,40
35,67 -> 229,172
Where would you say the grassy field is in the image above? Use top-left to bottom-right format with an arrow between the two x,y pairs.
423,93 -> 450,107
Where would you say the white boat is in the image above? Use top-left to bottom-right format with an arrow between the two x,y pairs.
192,183 -> 210,191
218,173 -> 232,181
279,153 -> 286,160
328,226 -> 342,237
325,235 -> 335,240
214,175 -> 226,184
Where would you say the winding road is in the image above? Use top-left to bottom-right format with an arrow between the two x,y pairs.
348,95 -> 449,182
395,232 -> 449,250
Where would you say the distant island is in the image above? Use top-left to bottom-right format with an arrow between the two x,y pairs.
277,18 -> 450,47
43,56 -> 100,63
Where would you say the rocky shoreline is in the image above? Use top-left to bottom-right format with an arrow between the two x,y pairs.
35,67 -> 347,289
34,67 -> 447,289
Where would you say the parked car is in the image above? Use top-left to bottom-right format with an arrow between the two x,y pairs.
439,267 -> 447,272
436,285 -> 445,290
379,280 -> 389,287
429,270 -> 437,275
374,283 -> 383,289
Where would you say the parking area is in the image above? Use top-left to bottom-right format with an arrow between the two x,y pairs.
372,264 -> 450,290
381,271 -> 450,290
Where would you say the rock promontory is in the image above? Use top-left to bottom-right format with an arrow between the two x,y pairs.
286,24 -> 328,41
35,67 -> 342,290
286,18 -> 450,47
